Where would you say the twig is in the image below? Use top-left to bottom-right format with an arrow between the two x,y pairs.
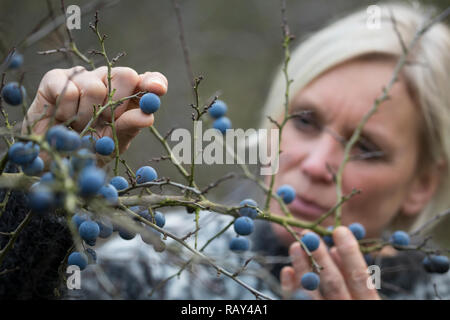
0,210 -> 34,265
171,0 -> 195,88
201,172 -> 236,194
263,0 -> 295,212
121,205 -> 273,300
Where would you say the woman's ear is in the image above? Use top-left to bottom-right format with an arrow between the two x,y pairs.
400,158 -> 446,217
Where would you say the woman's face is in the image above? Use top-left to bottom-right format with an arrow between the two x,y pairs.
269,57 -> 436,245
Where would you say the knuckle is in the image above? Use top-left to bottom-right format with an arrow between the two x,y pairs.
350,268 -> 369,285
112,67 -> 139,83
81,80 -> 107,99
61,82 -> 80,101
41,69 -> 64,83
321,277 -> 344,294
41,69 -> 80,101
69,65 -> 86,76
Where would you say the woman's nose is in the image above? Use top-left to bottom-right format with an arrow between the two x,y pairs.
299,133 -> 343,184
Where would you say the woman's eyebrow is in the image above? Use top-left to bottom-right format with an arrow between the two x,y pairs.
359,126 -> 389,146
292,99 -> 390,146
290,99 -> 324,119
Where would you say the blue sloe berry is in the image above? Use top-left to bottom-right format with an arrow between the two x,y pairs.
40,172 -> 54,184
139,92 -> 161,114
276,184 -> 295,204
118,227 -> 136,240
81,135 -> 98,151
78,220 -> 100,242
349,222 -> 366,240
7,52 -> 23,69
110,176 -> 129,191
212,116 -> 232,134
423,255 -> 449,274
301,232 -> 320,252
68,252 -> 88,270
323,226 -> 334,247
95,136 -> 115,156
229,237 -> 250,252
238,199 -> 258,219
46,125 -> 80,152
154,211 -> 166,228
96,218 -> 113,239
28,184 -> 54,214
389,230 -> 410,246
78,166 -> 106,196
208,100 -> 227,119
72,213 -> 89,229
98,184 -> 119,205
233,216 -> 254,236
8,141 -> 39,165
136,166 -> 157,184
71,148 -> 96,171
1,82 -> 25,106
301,272 -> 320,291
21,156 -> 44,176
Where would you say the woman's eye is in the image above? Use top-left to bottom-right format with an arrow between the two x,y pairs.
291,112 -> 319,132
357,142 -> 372,153
352,139 -> 384,161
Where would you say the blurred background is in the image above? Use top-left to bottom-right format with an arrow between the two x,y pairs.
0,0 -> 448,207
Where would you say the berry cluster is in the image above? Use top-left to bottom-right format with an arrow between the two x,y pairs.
67,186 -> 165,271
208,100 -> 232,134
229,198 -> 259,252
298,223 -> 368,291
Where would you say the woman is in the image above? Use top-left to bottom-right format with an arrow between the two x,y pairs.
2,2 -> 450,299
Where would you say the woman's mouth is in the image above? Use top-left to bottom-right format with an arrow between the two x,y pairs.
289,195 -> 330,220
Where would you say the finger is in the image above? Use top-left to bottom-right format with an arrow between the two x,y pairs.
329,246 -> 344,272
69,69 -> 108,132
124,71 -> 168,111
93,66 -> 140,121
289,241 -> 309,281
310,238 -> 352,299
288,241 -> 322,299
23,93 -> 54,135
280,266 -> 296,299
24,68 -> 80,134
333,226 -> 380,299
138,71 -> 168,96
122,71 -> 169,113
105,108 -> 154,154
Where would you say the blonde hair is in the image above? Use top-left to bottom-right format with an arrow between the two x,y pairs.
260,2 -> 450,246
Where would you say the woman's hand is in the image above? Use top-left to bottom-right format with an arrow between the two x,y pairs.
280,226 -> 380,300
22,66 -> 168,165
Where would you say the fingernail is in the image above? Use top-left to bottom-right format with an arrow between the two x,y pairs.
280,268 -> 293,291
150,77 -> 167,91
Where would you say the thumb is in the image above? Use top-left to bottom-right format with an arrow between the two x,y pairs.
114,108 -> 155,150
